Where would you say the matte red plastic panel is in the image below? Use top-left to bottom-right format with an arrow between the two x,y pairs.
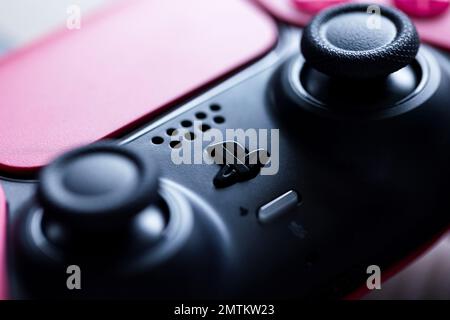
0,0 -> 277,172
0,185 -> 7,300
256,0 -> 450,50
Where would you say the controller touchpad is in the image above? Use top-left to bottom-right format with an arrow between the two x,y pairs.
0,0 -> 277,173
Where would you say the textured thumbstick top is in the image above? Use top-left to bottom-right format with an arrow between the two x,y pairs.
301,3 -> 420,78
38,143 -> 160,230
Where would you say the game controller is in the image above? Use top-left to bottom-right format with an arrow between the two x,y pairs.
2,0 -> 450,299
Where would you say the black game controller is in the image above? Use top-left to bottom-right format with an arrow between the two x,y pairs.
5,3 -> 450,299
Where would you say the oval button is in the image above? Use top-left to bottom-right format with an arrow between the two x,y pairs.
258,190 -> 301,224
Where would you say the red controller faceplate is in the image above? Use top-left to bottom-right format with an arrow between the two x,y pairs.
0,185 -> 7,300
0,0 -> 277,173
257,0 -> 450,50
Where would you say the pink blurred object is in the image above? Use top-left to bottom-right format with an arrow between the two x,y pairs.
0,0 -> 277,173
256,0 -> 450,50
0,186 -> 7,300
291,0 -> 350,14
394,0 -> 450,18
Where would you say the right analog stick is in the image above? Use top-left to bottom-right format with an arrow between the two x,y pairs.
301,3 -> 420,79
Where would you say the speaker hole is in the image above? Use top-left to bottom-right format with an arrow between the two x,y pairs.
166,128 -> 178,137
151,136 -> 164,145
195,112 -> 207,120
181,120 -> 192,128
199,124 -> 211,132
170,141 -> 182,149
210,104 -> 221,112
184,132 -> 196,141
213,116 -> 225,124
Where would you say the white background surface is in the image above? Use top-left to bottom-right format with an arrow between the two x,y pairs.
0,0 -> 116,54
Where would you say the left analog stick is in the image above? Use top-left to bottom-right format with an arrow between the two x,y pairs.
37,143 -> 160,233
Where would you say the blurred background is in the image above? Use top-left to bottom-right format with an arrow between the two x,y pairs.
0,0 -> 115,56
